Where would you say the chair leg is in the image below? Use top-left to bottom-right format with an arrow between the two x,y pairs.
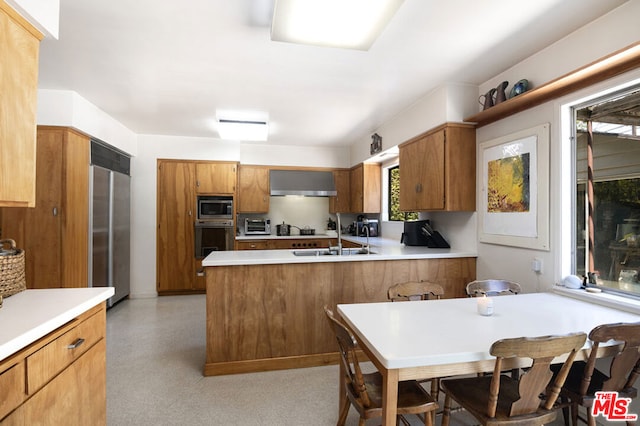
430,378 -> 440,402
570,403 -> 579,426
442,393 -> 452,426
587,409 -> 596,426
337,396 -> 349,426
358,417 -> 366,426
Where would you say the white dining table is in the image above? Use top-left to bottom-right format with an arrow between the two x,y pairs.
337,292 -> 640,425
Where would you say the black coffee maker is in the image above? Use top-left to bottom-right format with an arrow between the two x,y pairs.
400,220 -> 450,248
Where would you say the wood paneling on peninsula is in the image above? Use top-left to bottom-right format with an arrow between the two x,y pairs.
204,257 -> 476,375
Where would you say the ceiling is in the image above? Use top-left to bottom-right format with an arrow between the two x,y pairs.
37,0 -> 629,147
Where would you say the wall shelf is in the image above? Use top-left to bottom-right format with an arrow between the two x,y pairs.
465,42 -> 640,128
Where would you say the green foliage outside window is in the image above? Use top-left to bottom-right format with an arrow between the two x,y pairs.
389,166 -> 419,221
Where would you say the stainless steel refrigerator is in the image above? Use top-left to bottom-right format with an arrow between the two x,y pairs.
89,141 -> 131,307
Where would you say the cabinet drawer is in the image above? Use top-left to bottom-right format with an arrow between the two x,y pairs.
0,361 -> 25,420
26,309 -> 105,394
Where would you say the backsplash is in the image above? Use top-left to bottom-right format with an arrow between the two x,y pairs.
239,196 -> 362,236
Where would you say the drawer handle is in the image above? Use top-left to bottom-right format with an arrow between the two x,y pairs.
67,338 -> 85,350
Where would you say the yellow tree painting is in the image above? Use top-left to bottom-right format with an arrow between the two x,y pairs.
487,153 -> 530,212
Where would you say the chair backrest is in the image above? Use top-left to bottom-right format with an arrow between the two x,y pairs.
581,321 -> 640,395
323,305 -> 372,407
387,281 -> 444,301
466,279 -> 521,297
488,332 -> 587,418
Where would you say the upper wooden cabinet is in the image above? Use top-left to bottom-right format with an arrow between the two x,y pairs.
399,122 -> 475,212
195,162 -> 237,194
2,127 -> 90,289
350,163 -> 381,214
237,165 -> 270,213
329,169 -> 351,213
0,3 -> 43,207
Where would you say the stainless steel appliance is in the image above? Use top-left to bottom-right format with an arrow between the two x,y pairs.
357,219 -> 379,237
195,219 -> 235,258
89,140 -> 131,307
245,218 -> 271,235
197,195 -> 233,220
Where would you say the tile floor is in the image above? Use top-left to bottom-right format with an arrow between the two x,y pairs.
106,294 -> 610,425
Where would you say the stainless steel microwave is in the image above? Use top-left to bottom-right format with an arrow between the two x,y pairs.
197,196 -> 233,220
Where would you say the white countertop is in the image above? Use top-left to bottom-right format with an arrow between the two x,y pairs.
337,292 -> 640,370
0,288 -> 114,361
203,236 -> 477,266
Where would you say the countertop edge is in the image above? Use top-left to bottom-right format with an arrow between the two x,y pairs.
0,288 -> 114,361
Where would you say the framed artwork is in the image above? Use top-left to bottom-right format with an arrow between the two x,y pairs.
479,123 -> 550,250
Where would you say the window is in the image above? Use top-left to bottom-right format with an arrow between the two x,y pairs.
573,86 -> 640,297
388,165 -> 418,221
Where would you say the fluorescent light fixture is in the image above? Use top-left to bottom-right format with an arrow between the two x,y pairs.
271,0 -> 404,50
215,111 -> 269,141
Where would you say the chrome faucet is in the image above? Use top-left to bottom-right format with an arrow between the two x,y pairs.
362,224 -> 370,254
330,212 -> 343,255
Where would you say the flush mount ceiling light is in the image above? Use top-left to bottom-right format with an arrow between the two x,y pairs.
215,112 -> 269,141
271,0 -> 404,51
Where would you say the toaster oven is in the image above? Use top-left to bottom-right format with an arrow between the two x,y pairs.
244,218 -> 271,235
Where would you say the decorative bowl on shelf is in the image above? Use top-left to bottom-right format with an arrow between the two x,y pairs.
509,79 -> 529,98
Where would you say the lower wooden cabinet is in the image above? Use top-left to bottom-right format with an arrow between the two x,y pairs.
0,304 -> 106,425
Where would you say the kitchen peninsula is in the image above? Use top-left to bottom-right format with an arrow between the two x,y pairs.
202,237 -> 476,376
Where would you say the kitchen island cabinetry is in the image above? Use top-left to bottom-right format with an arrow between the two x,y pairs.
329,169 -> 351,213
350,163 -> 381,213
203,251 -> 476,375
157,160 -> 197,294
237,165 -> 270,213
0,289 -> 111,425
195,161 -> 237,194
0,2 -> 42,208
2,127 -> 90,289
399,123 -> 475,212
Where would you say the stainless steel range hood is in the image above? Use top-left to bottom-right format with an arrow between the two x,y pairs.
269,170 -> 337,197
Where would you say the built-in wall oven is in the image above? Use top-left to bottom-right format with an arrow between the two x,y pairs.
195,195 -> 235,258
195,219 -> 234,258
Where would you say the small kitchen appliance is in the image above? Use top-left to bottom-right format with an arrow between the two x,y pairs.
400,220 -> 450,248
245,218 -> 271,235
198,195 -> 233,220
357,219 -> 379,237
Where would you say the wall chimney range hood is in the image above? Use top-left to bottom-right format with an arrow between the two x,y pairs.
269,170 -> 337,197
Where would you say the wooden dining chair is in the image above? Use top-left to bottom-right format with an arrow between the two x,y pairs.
441,332 -> 587,426
466,279 -> 522,297
553,321 -> 640,426
387,281 -> 445,400
387,281 -> 444,301
323,306 -> 438,426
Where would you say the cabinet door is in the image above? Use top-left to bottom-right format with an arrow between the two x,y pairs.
2,130 -> 63,288
399,131 -> 445,211
0,4 -> 41,207
22,340 -> 106,426
329,170 -> 351,213
195,162 -> 237,194
157,161 -> 196,292
350,165 -> 364,213
236,240 -> 271,250
237,166 -> 270,213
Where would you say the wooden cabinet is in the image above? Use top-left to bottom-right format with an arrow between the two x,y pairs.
195,162 -> 237,194
0,304 -> 107,425
237,165 -> 270,213
350,163 -> 381,214
399,123 -> 475,212
329,169 -> 351,213
1,127 -> 90,288
0,3 -> 42,208
157,160 -> 197,294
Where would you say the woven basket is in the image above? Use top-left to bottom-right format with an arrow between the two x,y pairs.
0,239 -> 26,300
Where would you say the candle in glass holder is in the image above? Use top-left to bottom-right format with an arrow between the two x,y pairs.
477,295 -> 493,316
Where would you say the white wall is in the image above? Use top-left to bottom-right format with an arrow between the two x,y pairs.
37,90 -> 138,156
473,0 -> 640,293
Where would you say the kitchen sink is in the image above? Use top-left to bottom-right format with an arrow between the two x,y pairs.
292,248 -> 376,256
